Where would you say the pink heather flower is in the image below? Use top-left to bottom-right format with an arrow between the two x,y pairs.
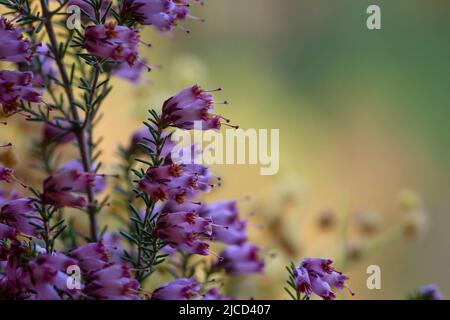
0,166 -> 14,183
151,278 -> 201,300
0,17 -> 32,64
309,273 -> 336,300
0,70 -> 42,114
293,266 -> 312,297
161,84 -> 229,130
0,223 -> 16,239
102,232 -> 124,264
217,243 -> 265,276
416,284 -> 444,300
122,0 -> 197,32
42,160 -> 106,208
139,163 -> 214,203
43,119 -> 76,144
199,200 -> 248,245
295,258 -> 353,300
84,263 -> 140,300
21,253 -> 80,300
84,23 -> 140,66
0,198 -> 42,237
156,211 -> 212,255
31,44 -> 57,87
301,257 -> 335,276
113,59 -> 148,84
69,241 -> 111,273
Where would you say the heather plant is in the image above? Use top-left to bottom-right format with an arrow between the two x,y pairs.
0,0 -> 439,301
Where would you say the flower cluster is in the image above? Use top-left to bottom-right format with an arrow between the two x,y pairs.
42,161 -> 106,209
84,23 -> 140,66
293,258 -> 353,300
161,84 -> 228,130
0,70 -> 41,114
0,17 -> 32,64
0,241 -> 139,300
122,0 -> 203,33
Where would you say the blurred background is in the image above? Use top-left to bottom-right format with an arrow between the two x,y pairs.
3,0 -> 450,299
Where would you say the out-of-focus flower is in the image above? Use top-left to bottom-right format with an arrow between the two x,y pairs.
103,232 -> 124,263
317,209 -> 336,230
156,211 -> 212,255
31,44 -> 57,87
398,189 -> 422,212
0,70 -> 42,114
403,209 -> 428,237
113,59 -> 149,84
199,200 -> 248,245
345,239 -> 366,262
0,197 -> 42,237
139,163 -> 214,203
294,258 -> 353,300
354,210 -> 381,235
161,84 -> 229,130
84,23 -> 140,66
42,160 -> 106,208
43,119 -> 76,144
217,243 -> 265,276
0,165 -> 14,183
0,17 -> 32,64
151,277 -> 201,300
414,284 -> 444,300
0,144 -> 19,167
203,287 -> 230,300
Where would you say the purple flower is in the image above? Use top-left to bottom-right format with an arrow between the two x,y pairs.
309,273 -> 336,300
43,119 -> 76,144
0,166 -> 14,183
84,263 -> 140,300
151,278 -> 201,300
199,200 -> 248,245
301,257 -> 335,276
0,70 -> 42,114
0,17 -> 32,64
31,44 -> 57,87
122,0 -> 200,33
161,84 -> 229,130
294,258 -> 353,300
22,253 -> 80,300
293,266 -> 312,297
69,241 -> 111,273
139,163 -> 213,203
42,160 -> 106,208
102,232 -> 124,264
84,23 -> 140,66
0,198 -> 42,237
416,284 -> 443,300
156,211 -> 212,255
113,59 -> 149,84
217,243 -> 265,276
203,288 -> 231,300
